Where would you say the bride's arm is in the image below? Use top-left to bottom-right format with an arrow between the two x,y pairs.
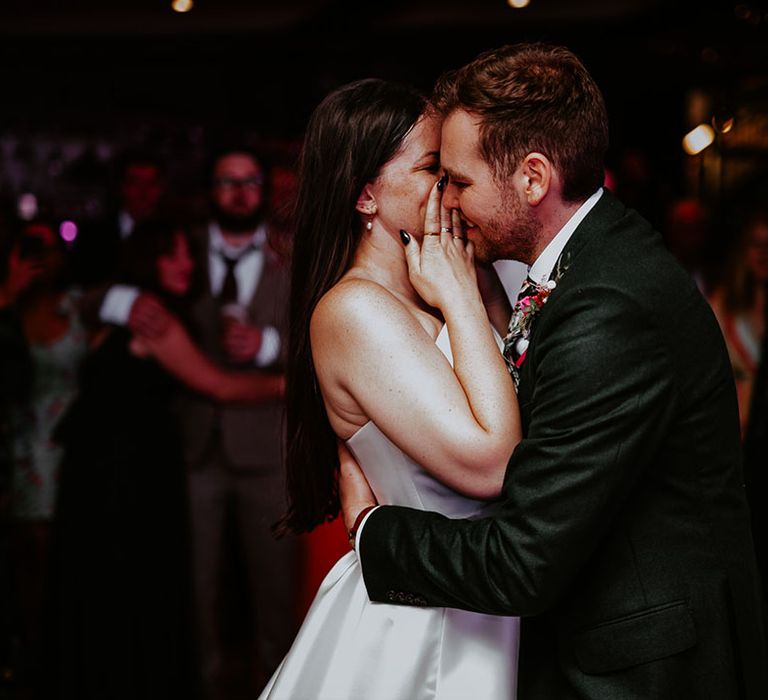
312,273 -> 519,501
135,316 -> 284,403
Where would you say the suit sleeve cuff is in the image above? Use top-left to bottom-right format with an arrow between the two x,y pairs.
355,505 -> 381,556
254,325 -> 281,367
100,285 -> 139,325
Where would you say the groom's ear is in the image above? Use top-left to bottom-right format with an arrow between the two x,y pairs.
521,153 -> 551,206
355,185 -> 378,217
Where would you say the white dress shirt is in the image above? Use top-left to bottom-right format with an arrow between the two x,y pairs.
118,210 -> 135,239
100,221 -> 281,367
527,188 -> 603,285
207,222 -> 266,304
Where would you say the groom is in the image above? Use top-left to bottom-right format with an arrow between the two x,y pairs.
340,44 -> 768,698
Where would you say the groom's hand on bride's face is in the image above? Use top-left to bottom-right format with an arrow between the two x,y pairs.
338,441 -> 377,533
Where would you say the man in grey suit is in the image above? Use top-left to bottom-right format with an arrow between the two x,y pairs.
178,147 -> 298,698
340,44 -> 767,698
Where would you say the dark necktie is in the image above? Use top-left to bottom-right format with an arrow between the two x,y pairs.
219,254 -> 239,305
516,277 -> 536,302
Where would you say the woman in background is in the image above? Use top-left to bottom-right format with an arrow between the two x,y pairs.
1,218 -> 88,694
709,207 -> 768,435
49,219 -> 283,700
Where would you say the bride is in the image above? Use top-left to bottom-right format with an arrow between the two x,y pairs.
263,78 -> 521,699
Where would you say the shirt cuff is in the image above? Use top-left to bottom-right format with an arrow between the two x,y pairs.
254,325 -> 281,367
100,285 -> 140,325
354,505 -> 381,555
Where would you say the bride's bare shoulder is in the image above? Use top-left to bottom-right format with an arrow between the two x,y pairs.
311,278 -> 421,347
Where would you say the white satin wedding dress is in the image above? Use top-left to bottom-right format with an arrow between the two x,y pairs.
260,326 -> 519,700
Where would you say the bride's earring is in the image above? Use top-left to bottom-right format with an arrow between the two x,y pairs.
366,218 -> 373,231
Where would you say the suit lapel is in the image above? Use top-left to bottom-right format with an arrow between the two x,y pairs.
516,190 -> 628,401
247,238 -> 280,321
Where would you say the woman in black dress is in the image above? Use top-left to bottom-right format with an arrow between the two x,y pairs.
49,220 -> 282,699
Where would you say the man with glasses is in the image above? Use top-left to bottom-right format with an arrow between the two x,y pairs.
179,147 -> 298,699
96,147 -> 298,697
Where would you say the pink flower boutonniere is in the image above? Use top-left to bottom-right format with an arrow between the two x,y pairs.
503,254 -> 570,385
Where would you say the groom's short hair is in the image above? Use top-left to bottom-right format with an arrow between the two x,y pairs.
432,43 -> 609,203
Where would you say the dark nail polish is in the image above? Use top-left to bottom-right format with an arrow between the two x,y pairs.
437,173 -> 448,191
399,229 -> 411,245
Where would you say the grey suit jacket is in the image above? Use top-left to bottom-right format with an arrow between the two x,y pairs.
175,225 -> 289,472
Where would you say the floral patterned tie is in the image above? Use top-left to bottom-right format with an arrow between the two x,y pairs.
502,252 -> 571,387
503,278 -> 546,385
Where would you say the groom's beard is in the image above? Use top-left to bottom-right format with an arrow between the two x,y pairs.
473,191 -> 541,265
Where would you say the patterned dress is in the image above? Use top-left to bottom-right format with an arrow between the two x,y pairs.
10,290 -> 87,521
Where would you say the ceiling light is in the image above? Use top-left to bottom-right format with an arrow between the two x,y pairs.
172,0 -> 194,13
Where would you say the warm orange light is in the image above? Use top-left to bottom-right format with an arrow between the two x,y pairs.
712,115 -> 734,134
507,0 -> 531,8
172,0 -> 193,12
682,124 -> 715,155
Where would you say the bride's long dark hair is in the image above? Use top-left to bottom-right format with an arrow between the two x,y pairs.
275,79 -> 427,535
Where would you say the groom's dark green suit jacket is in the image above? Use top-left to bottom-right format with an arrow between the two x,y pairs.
359,191 -> 768,699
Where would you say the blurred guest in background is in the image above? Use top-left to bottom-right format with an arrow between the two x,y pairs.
48,219 -> 284,700
71,151 -> 167,286
266,155 -> 299,259
0,226 -> 38,481
612,146 -> 666,230
744,322 -> 768,611
94,146 -> 298,699
708,206 -> 768,435
0,222 -> 38,695
174,146 -> 298,699
664,197 -> 714,293
2,219 -> 88,696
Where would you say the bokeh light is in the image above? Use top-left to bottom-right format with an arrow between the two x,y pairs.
59,220 -> 79,243
712,115 -> 734,134
17,193 -> 38,221
172,0 -> 194,13
682,124 -> 715,155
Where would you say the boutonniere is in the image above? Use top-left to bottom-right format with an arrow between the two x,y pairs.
509,280 -> 556,337
503,253 -> 570,381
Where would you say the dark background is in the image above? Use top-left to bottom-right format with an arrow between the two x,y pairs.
1,0 -> 767,229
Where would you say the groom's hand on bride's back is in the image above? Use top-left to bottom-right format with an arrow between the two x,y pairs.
338,441 -> 377,538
